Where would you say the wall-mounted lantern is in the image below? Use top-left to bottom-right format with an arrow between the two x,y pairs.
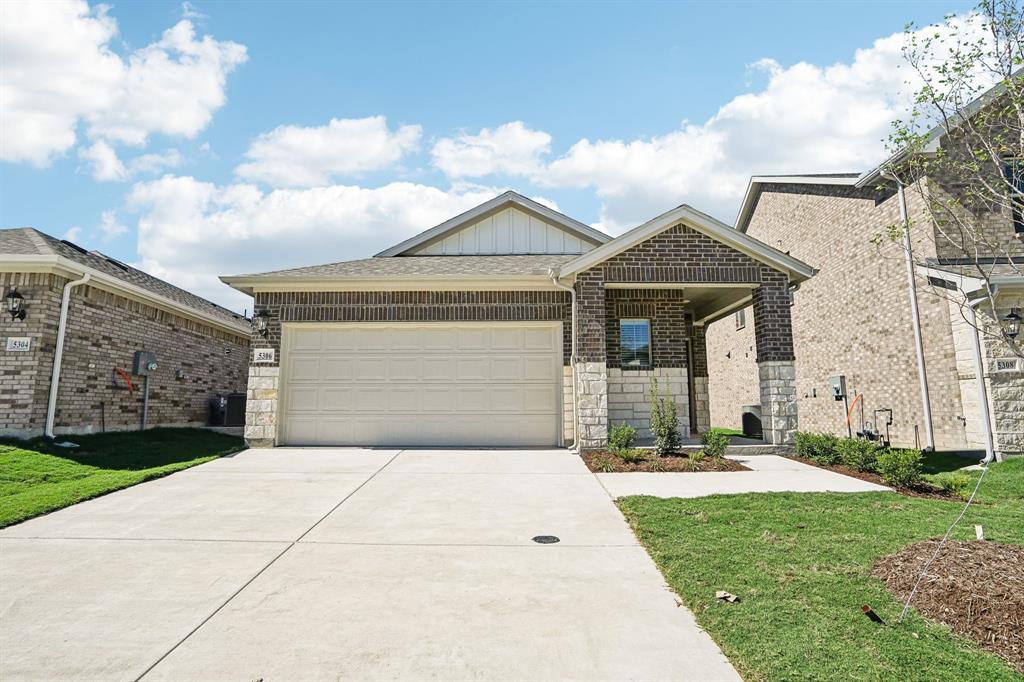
6,289 -> 26,321
253,309 -> 271,337
1002,308 -> 1021,340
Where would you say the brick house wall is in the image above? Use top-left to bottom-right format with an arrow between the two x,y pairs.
706,182 -> 968,449
1,272 -> 250,437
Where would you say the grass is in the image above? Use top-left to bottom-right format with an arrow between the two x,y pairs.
0,428 -> 245,528
920,450 -> 982,474
708,426 -> 745,437
618,457 -> 1024,682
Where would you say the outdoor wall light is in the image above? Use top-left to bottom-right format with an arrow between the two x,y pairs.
6,289 -> 26,321
1002,308 -> 1021,340
253,309 -> 271,337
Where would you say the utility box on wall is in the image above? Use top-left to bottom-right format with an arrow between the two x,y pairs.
828,375 -> 847,401
132,351 -> 158,376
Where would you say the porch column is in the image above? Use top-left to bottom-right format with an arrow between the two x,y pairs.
752,273 -> 797,444
575,271 -> 608,448
690,324 -> 711,433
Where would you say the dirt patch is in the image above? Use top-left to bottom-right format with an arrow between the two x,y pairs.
581,451 -> 750,473
790,456 -> 958,501
874,540 -> 1024,673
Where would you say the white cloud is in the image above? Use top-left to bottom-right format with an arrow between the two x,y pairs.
62,226 -> 83,242
235,117 -> 422,187
432,122 -> 551,178
99,209 -> 129,240
78,140 -> 127,181
429,17 -> 989,232
0,0 -> 246,166
79,141 -> 183,181
125,178 -> 504,310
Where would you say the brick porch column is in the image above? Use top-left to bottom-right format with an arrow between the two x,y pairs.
575,271 -> 608,449
752,273 -> 797,444
690,324 -> 711,434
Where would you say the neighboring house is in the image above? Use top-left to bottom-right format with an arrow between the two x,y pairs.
707,169 -> 1023,457
222,191 -> 814,450
1,228 -> 251,438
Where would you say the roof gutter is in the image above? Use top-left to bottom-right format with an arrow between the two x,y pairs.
548,268 -> 578,453
45,272 -> 90,439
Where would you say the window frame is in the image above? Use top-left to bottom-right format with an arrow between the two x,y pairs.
735,309 -> 747,330
1003,157 -> 1024,234
619,318 -> 652,369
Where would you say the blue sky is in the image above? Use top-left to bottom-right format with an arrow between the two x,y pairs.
0,0 -> 974,311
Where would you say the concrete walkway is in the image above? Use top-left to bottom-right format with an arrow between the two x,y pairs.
0,448 -> 738,682
598,454 -> 891,498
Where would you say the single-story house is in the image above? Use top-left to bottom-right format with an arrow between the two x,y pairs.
222,192 -> 814,449
1,228 -> 251,438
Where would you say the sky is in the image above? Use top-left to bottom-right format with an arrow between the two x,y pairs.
0,0 -> 977,313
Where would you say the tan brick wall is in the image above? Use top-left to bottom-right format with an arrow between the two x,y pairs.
707,183 -> 969,450
2,272 -> 250,437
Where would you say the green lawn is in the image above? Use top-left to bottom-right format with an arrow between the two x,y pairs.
619,457 -> 1024,682
0,428 -> 245,528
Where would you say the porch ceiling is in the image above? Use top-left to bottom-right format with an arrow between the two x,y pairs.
603,283 -> 755,325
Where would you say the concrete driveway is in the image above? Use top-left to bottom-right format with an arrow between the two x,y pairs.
0,448 -> 738,681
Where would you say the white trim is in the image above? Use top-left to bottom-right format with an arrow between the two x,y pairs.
2,254 -> 249,336
556,204 -> 816,282
223,276 -> 562,295
374,191 -> 610,257
603,281 -> 756,290
735,175 -> 859,233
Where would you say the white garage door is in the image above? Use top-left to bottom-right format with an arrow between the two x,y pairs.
280,322 -> 563,447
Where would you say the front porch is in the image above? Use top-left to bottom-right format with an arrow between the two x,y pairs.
554,210 -> 811,451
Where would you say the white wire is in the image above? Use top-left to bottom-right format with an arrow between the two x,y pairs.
897,464 -> 990,623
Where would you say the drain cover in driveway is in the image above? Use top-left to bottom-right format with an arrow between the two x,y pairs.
532,535 -> 560,544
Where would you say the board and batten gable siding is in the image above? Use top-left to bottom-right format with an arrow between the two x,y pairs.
409,207 -> 598,256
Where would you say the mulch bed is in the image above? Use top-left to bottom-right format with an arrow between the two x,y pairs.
874,540 -> 1024,673
790,456 -> 958,501
581,451 -> 750,473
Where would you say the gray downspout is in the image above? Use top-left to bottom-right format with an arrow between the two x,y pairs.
891,176 -> 936,451
45,272 -> 91,438
965,300 -> 997,463
549,269 -> 578,452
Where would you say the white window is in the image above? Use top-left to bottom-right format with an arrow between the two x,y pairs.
735,309 -> 746,330
620,319 -> 651,368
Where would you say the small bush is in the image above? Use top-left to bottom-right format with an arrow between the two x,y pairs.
689,449 -> 706,464
616,448 -> 645,463
876,448 -> 923,488
609,423 -> 638,453
836,438 -> 881,473
793,431 -> 841,465
701,430 -> 729,459
592,454 -> 616,473
649,377 -> 681,456
934,471 -> 972,499
648,457 -> 666,472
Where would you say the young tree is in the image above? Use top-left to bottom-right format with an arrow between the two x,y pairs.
883,0 -> 1024,356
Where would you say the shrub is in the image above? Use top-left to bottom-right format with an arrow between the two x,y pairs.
934,471 -> 972,499
609,423 -> 638,453
876,448 -> 923,488
689,449 -> 706,463
836,438 -> 881,473
793,431 -> 841,465
591,454 -> 616,473
648,378 -> 681,456
616,448 -> 644,463
701,430 -> 729,459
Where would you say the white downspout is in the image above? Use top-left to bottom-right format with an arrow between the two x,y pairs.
45,272 -> 90,438
891,175 -> 936,451
965,300 -> 997,463
549,268 -> 578,452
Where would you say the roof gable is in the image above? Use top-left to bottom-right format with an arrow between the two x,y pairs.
556,204 -> 815,283
375,191 -> 609,257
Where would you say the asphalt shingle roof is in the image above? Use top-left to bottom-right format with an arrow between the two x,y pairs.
233,254 -> 577,279
1,228 -> 249,332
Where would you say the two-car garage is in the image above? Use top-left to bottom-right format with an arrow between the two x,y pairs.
278,322 -> 563,447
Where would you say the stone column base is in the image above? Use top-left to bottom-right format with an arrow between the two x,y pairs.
576,361 -> 608,449
692,376 -> 710,434
758,360 -> 797,445
244,365 -> 279,447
